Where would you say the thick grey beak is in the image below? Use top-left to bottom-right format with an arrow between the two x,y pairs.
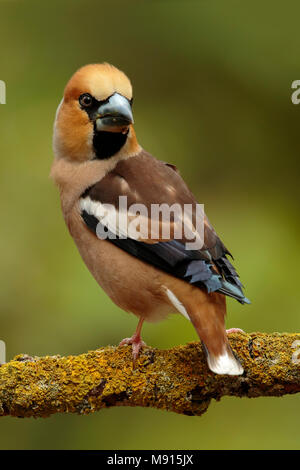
95,93 -> 133,132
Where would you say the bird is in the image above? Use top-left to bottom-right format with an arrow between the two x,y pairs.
51,63 -> 250,376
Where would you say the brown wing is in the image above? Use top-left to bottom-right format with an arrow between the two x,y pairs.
85,150 -> 228,258
80,150 -> 249,303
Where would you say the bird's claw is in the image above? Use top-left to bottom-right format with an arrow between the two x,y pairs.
226,327 -> 245,335
119,335 -> 146,364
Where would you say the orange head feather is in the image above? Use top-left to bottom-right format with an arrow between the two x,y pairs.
53,63 -> 139,162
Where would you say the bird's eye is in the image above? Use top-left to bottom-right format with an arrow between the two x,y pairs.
79,93 -> 93,108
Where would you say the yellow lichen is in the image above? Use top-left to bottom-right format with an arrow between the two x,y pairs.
0,332 -> 299,418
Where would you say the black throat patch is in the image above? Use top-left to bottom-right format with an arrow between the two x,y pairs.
93,128 -> 128,160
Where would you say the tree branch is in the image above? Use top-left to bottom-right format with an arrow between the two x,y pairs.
0,332 -> 299,418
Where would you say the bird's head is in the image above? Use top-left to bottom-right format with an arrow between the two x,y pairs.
53,63 -> 139,162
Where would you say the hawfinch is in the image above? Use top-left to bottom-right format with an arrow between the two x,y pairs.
51,63 -> 250,376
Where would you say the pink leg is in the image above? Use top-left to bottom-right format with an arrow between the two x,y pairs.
119,317 -> 146,363
226,328 -> 245,335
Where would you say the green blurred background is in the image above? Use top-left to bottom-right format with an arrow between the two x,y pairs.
0,0 -> 300,450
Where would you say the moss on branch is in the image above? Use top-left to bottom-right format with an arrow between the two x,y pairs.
0,332 -> 299,418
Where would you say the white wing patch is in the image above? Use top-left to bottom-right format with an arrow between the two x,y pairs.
80,196 -> 128,239
164,287 -> 190,321
80,196 -> 152,240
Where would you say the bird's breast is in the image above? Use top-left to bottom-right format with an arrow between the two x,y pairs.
66,204 -> 175,322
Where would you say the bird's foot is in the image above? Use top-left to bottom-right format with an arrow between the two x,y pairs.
119,334 -> 146,364
226,328 -> 245,335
